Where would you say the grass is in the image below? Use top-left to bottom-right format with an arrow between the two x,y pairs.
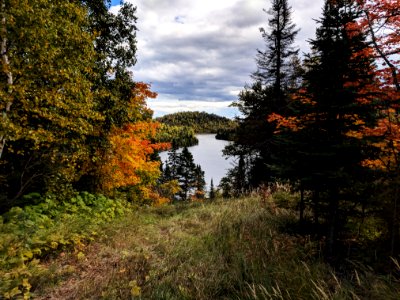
31,196 -> 400,299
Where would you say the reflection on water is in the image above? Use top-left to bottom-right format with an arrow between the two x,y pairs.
159,134 -> 235,188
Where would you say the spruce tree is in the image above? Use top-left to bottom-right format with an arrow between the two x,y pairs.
227,0 -> 300,187
176,147 -> 196,200
166,148 -> 179,179
194,165 -> 206,199
253,0 -> 300,105
278,0 -> 379,255
209,179 -> 216,200
163,147 -> 205,201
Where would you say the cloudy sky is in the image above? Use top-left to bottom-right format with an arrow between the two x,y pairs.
110,0 -> 325,118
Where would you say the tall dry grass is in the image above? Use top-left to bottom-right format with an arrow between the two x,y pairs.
33,193 -> 400,299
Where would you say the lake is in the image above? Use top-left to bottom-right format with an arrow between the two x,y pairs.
159,134 -> 234,188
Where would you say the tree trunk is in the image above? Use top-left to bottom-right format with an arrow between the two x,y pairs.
275,5 -> 282,106
299,185 -> 305,227
364,11 -> 400,92
313,190 -> 319,226
391,182 -> 399,256
327,192 -> 339,258
0,0 -> 13,160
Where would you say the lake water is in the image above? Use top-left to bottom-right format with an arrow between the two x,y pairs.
159,134 -> 234,188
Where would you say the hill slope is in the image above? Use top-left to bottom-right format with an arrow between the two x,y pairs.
33,196 -> 399,299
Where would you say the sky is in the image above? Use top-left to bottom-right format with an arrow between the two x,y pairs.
110,0 -> 325,118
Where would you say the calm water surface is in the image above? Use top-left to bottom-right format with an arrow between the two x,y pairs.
159,134 -> 234,188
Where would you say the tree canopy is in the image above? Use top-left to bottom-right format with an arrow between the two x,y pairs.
0,0 -> 168,209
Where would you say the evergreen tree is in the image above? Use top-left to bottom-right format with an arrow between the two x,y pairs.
194,165 -> 206,199
275,0 -> 379,255
162,147 -> 205,201
219,176 -> 233,198
227,0 -> 300,187
209,178 -> 216,200
253,0 -> 300,105
233,155 -> 247,197
176,147 -> 196,200
166,148 -> 179,179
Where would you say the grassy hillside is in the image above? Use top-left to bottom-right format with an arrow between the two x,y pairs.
30,194 -> 399,299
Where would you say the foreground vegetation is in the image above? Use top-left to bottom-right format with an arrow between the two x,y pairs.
0,193 -> 131,299
3,192 -> 395,299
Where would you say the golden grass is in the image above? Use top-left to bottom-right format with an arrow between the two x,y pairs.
32,197 -> 400,299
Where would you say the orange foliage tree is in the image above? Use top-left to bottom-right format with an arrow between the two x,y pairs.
100,122 -> 169,190
98,82 -> 171,205
354,0 -> 400,172
353,0 -> 400,254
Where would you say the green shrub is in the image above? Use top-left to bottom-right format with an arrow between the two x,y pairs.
0,192 -> 130,299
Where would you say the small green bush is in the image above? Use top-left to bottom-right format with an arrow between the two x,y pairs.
0,192 -> 130,299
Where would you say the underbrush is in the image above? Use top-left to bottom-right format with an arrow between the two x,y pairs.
0,192 -> 130,299
33,195 -> 400,299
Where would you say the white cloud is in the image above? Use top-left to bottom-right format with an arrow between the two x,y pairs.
147,99 -> 239,118
112,0 -> 325,115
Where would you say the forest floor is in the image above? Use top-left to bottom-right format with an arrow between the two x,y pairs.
32,196 -> 399,300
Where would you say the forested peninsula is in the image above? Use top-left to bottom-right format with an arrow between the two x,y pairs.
156,111 -> 237,147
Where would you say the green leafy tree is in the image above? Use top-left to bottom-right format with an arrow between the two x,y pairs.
71,0 -> 140,192
0,0 -> 141,205
156,111 -> 237,137
0,0 -> 101,206
156,124 -> 198,148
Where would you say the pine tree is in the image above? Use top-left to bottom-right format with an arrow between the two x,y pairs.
227,0 -> 300,187
176,147 -> 196,200
209,178 -> 216,200
274,0 -> 379,255
253,0 -> 300,105
162,147 -> 205,201
219,176 -> 232,199
166,148 -> 179,179
194,165 -> 206,199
